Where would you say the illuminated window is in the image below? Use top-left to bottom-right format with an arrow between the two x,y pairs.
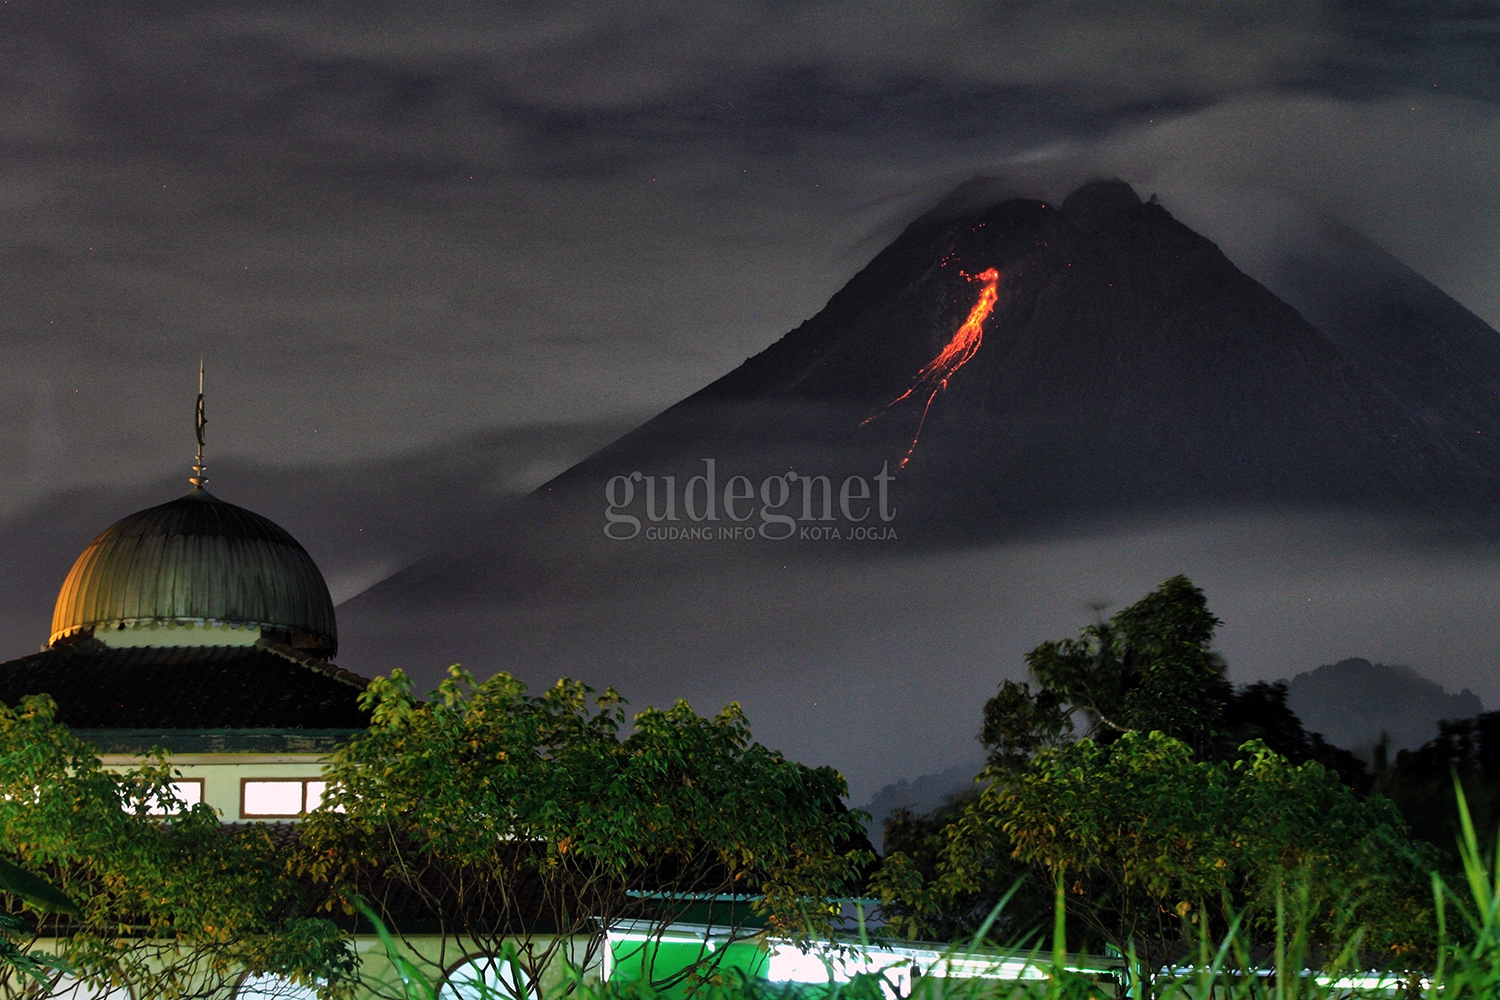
240,779 -> 328,819
233,973 -> 319,999
143,779 -> 204,816
439,958 -> 535,1000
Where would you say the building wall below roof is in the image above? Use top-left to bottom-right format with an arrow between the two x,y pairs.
103,753 -> 328,824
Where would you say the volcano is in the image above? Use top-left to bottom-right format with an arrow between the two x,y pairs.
532,178 -> 1500,543
335,178 -> 1500,796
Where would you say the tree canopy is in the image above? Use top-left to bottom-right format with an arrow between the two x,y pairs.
979,576 -> 1364,784
297,667 -> 872,995
950,733 -> 1431,966
0,693 -> 353,1000
875,576 -> 1436,977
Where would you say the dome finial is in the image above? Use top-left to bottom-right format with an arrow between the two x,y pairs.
189,357 -> 208,489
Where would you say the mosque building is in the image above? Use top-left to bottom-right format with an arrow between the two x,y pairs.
0,391 -> 767,1000
0,386 -> 1013,998
0,402 -> 771,1000
0,426 -> 368,826
0,385 -> 388,998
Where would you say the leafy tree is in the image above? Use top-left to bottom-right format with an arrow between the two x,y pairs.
0,857 -> 80,991
1370,712 -> 1500,867
944,733 -> 1433,973
0,694 -> 355,999
1220,681 -> 1371,793
875,576 -> 1429,978
298,667 -> 871,997
874,799 -> 1048,947
979,576 -> 1228,763
980,576 -> 1366,782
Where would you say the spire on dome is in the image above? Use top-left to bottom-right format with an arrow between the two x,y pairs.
190,357 -> 208,489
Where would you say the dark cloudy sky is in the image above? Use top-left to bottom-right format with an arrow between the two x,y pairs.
5,3 -> 1500,798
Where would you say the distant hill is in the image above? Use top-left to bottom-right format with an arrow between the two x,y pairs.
857,756 -> 986,853
1285,658 -> 1483,754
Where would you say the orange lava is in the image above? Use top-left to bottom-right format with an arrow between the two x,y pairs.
867,267 -> 1001,469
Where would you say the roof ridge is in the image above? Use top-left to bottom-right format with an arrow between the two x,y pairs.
255,638 -> 370,691
0,644 -> 373,730
46,638 -> 107,658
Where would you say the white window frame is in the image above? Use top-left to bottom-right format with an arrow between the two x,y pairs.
239,778 -> 326,819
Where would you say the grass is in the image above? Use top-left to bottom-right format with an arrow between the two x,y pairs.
354,780 -> 1500,1000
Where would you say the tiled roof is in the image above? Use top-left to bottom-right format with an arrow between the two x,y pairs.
0,639 -> 370,730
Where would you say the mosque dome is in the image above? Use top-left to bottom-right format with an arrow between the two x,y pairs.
50,487 -> 338,657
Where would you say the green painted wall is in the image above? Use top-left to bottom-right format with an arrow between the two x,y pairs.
607,935 -> 769,997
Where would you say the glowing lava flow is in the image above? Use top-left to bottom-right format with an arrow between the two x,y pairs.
866,267 -> 1001,469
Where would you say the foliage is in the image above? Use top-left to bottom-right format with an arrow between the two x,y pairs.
0,693 -> 355,999
1432,779 -> 1500,999
298,667 -> 871,998
1371,713 -> 1500,869
978,576 -> 1366,782
979,576 -> 1228,762
878,731 -> 1432,977
1219,682 -> 1370,793
960,734 -> 1431,968
0,859 -> 78,991
0,858 -> 80,918
874,799 -> 1050,948
354,860 -> 1441,1000
877,576 -> 1432,977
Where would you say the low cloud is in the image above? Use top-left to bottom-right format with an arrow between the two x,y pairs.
0,419 -> 629,660
338,509 -> 1500,801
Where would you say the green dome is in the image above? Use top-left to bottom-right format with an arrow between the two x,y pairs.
51,488 -> 337,656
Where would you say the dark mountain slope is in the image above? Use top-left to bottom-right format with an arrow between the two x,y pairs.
330,180 -> 1500,795
534,179 -> 1495,542
1259,216 -> 1500,478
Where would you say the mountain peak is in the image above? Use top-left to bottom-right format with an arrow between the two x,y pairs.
533,177 -> 1500,543
1061,178 -> 1143,230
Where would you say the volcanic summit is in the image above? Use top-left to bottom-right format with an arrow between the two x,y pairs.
334,178 -> 1500,763
534,178 -> 1500,543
